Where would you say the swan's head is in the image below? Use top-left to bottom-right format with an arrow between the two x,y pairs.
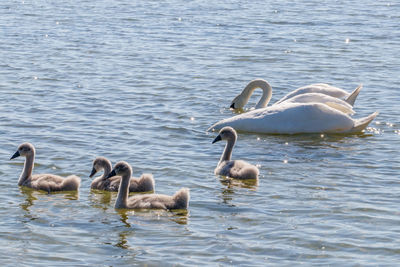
10,142 -> 35,160
90,156 -> 111,177
230,93 -> 247,110
107,161 -> 132,179
212,126 -> 237,144
230,79 -> 272,110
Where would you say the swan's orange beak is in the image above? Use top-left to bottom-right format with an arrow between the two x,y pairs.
10,151 -> 20,160
212,135 -> 222,144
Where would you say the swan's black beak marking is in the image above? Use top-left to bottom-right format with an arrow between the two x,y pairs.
10,151 -> 20,160
106,169 -> 116,179
230,103 -> 235,109
89,167 -> 97,178
212,135 -> 222,144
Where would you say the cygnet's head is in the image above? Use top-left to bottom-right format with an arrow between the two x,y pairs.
212,126 -> 238,144
89,157 -> 111,177
10,142 -> 35,160
107,161 -> 132,179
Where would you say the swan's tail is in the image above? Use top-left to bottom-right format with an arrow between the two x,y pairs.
345,84 -> 363,106
350,111 -> 378,133
173,188 -> 190,209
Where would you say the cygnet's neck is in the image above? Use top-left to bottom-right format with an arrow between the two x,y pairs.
219,136 -> 236,164
242,79 -> 272,109
115,169 -> 132,208
101,160 -> 112,180
19,153 -> 35,186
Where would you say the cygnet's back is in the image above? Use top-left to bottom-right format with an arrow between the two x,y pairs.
216,159 -> 259,180
126,188 -> 190,210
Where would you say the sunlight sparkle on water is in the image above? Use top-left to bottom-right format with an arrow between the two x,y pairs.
367,127 -> 383,135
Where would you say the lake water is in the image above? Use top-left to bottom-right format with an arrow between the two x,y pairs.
1,0 -> 400,265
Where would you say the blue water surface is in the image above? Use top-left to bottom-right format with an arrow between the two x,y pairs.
0,0 -> 399,265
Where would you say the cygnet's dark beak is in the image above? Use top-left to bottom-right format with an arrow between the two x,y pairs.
89,167 -> 97,178
106,169 -> 116,179
212,135 -> 222,144
10,151 -> 20,160
230,103 -> 235,109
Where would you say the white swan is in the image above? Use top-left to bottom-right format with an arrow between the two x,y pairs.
107,161 -> 189,210
89,156 -> 155,192
212,127 -> 259,179
10,142 -> 81,192
230,79 -> 362,110
209,102 -> 378,134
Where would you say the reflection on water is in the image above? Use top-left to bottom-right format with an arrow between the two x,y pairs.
19,186 -> 79,212
114,211 -> 134,249
117,210 -> 134,228
116,230 -> 134,250
219,176 -> 258,188
113,209 -> 188,249
168,210 -> 189,225
59,191 -> 79,201
89,190 -> 114,210
19,187 -> 38,216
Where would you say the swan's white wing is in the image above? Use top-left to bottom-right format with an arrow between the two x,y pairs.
274,84 -> 350,105
325,102 -> 354,115
281,93 -> 355,115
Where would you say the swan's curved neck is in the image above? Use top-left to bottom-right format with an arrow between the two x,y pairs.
242,80 -> 272,109
19,153 -> 34,185
101,160 -> 112,180
220,136 -> 236,163
115,170 -> 131,208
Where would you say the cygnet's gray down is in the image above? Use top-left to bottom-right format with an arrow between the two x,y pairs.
10,142 -> 81,192
212,127 -> 259,180
90,156 -> 154,192
107,161 -> 189,210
